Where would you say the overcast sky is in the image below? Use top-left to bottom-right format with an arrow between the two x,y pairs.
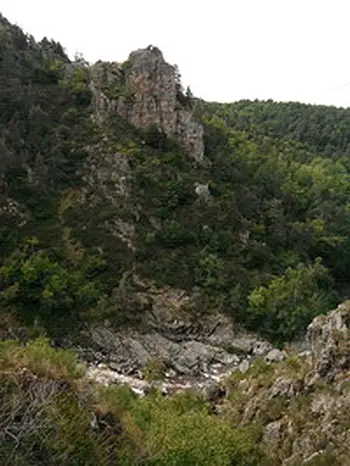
2,0 -> 350,107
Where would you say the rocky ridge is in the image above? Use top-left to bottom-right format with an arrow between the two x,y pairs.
90,46 -> 205,163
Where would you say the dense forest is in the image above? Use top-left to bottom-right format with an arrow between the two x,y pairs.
202,98 -> 350,159
1,13 -> 350,465
1,12 -> 350,342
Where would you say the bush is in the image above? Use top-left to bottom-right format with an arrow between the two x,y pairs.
116,391 -> 265,466
144,358 -> 167,382
0,238 -> 101,336
0,338 -> 85,380
143,411 -> 263,466
246,259 -> 336,342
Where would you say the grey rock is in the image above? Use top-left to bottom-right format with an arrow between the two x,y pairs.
310,394 -> 334,417
307,301 -> 350,378
225,337 -> 272,356
201,382 -> 226,402
108,362 -> 123,372
239,359 -> 250,373
265,349 -> 286,363
229,338 -> 255,353
253,340 -> 273,355
91,48 -> 205,163
194,182 -> 211,199
237,378 -> 250,391
302,452 -> 324,465
269,377 -> 302,399
298,350 -> 312,359
263,420 -> 282,447
165,369 -> 177,379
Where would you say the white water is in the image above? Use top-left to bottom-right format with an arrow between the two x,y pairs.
85,363 -> 236,396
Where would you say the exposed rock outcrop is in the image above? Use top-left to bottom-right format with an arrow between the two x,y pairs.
78,293 -> 350,463
307,300 -> 350,380
90,47 -> 204,163
223,301 -> 350,465
85,300 -> 349,463
265,348 -> 287,363
77,277 -> 273,393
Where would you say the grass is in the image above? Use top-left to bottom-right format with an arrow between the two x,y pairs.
0,337 -> 85,380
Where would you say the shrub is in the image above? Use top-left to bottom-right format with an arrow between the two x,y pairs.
0,238 -> 101,337
0,337 -> 85,380
116,391 -> 265,466
246,259 -> 335,342
144,358 -> 167,382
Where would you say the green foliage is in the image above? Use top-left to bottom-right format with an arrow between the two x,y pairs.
59,62 -> 92,106
120,59 -> 132,71
303,452 -> 343,466
102,389 -> 265,466
3,14 -> 350,466
144,358 -> 167,382
132,110 -> 345,340
0,13 -> 349,344
0,238 -> 101,336
246,259 -> 335,342
203,98 -> 350,159
0,342 -> 267,466
0,337 -> 84,379
142,410 -> 262,466
194,248 -> 226,290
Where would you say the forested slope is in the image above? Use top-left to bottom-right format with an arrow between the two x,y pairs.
1,13 -> 350,466
202,98 -> 350,159
1,14 -> 350,344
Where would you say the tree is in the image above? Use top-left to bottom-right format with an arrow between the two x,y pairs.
173,64 -> 183,92
0,238 -> 100,336
246,259 -> 336,342
185,86 -> 193,99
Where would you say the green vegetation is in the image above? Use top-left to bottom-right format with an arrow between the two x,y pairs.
246,259 -> 334,342
0,337 -> 85,379
143,357 -> 167,382
202,98 -> 350,159
0,238 -> 101,336
0,339 -> 268,465
2,12 -> 350,465
0,12 -> 349,347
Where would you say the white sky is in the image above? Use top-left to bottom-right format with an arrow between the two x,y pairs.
2,0 -> 350,107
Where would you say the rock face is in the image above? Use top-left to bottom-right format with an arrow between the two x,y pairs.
224,301 -> 350,465
307,300 -> 350,379
78,276 -> 273,388
265,348 -> 286,363
80,292 -> 350,463
90,46 -> 204,163
80,280 -> 272,379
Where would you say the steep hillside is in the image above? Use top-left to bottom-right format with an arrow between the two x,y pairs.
1,301 -> 349,465
1,14 -> 350,465
1,12 -> 349,345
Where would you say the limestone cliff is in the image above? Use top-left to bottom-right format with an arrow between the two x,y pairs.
90,46 -> 204,163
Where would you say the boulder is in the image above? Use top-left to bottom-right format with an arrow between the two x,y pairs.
263,420 -> 283,448
265,348 -> 286,363
269,377 -> 303,399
